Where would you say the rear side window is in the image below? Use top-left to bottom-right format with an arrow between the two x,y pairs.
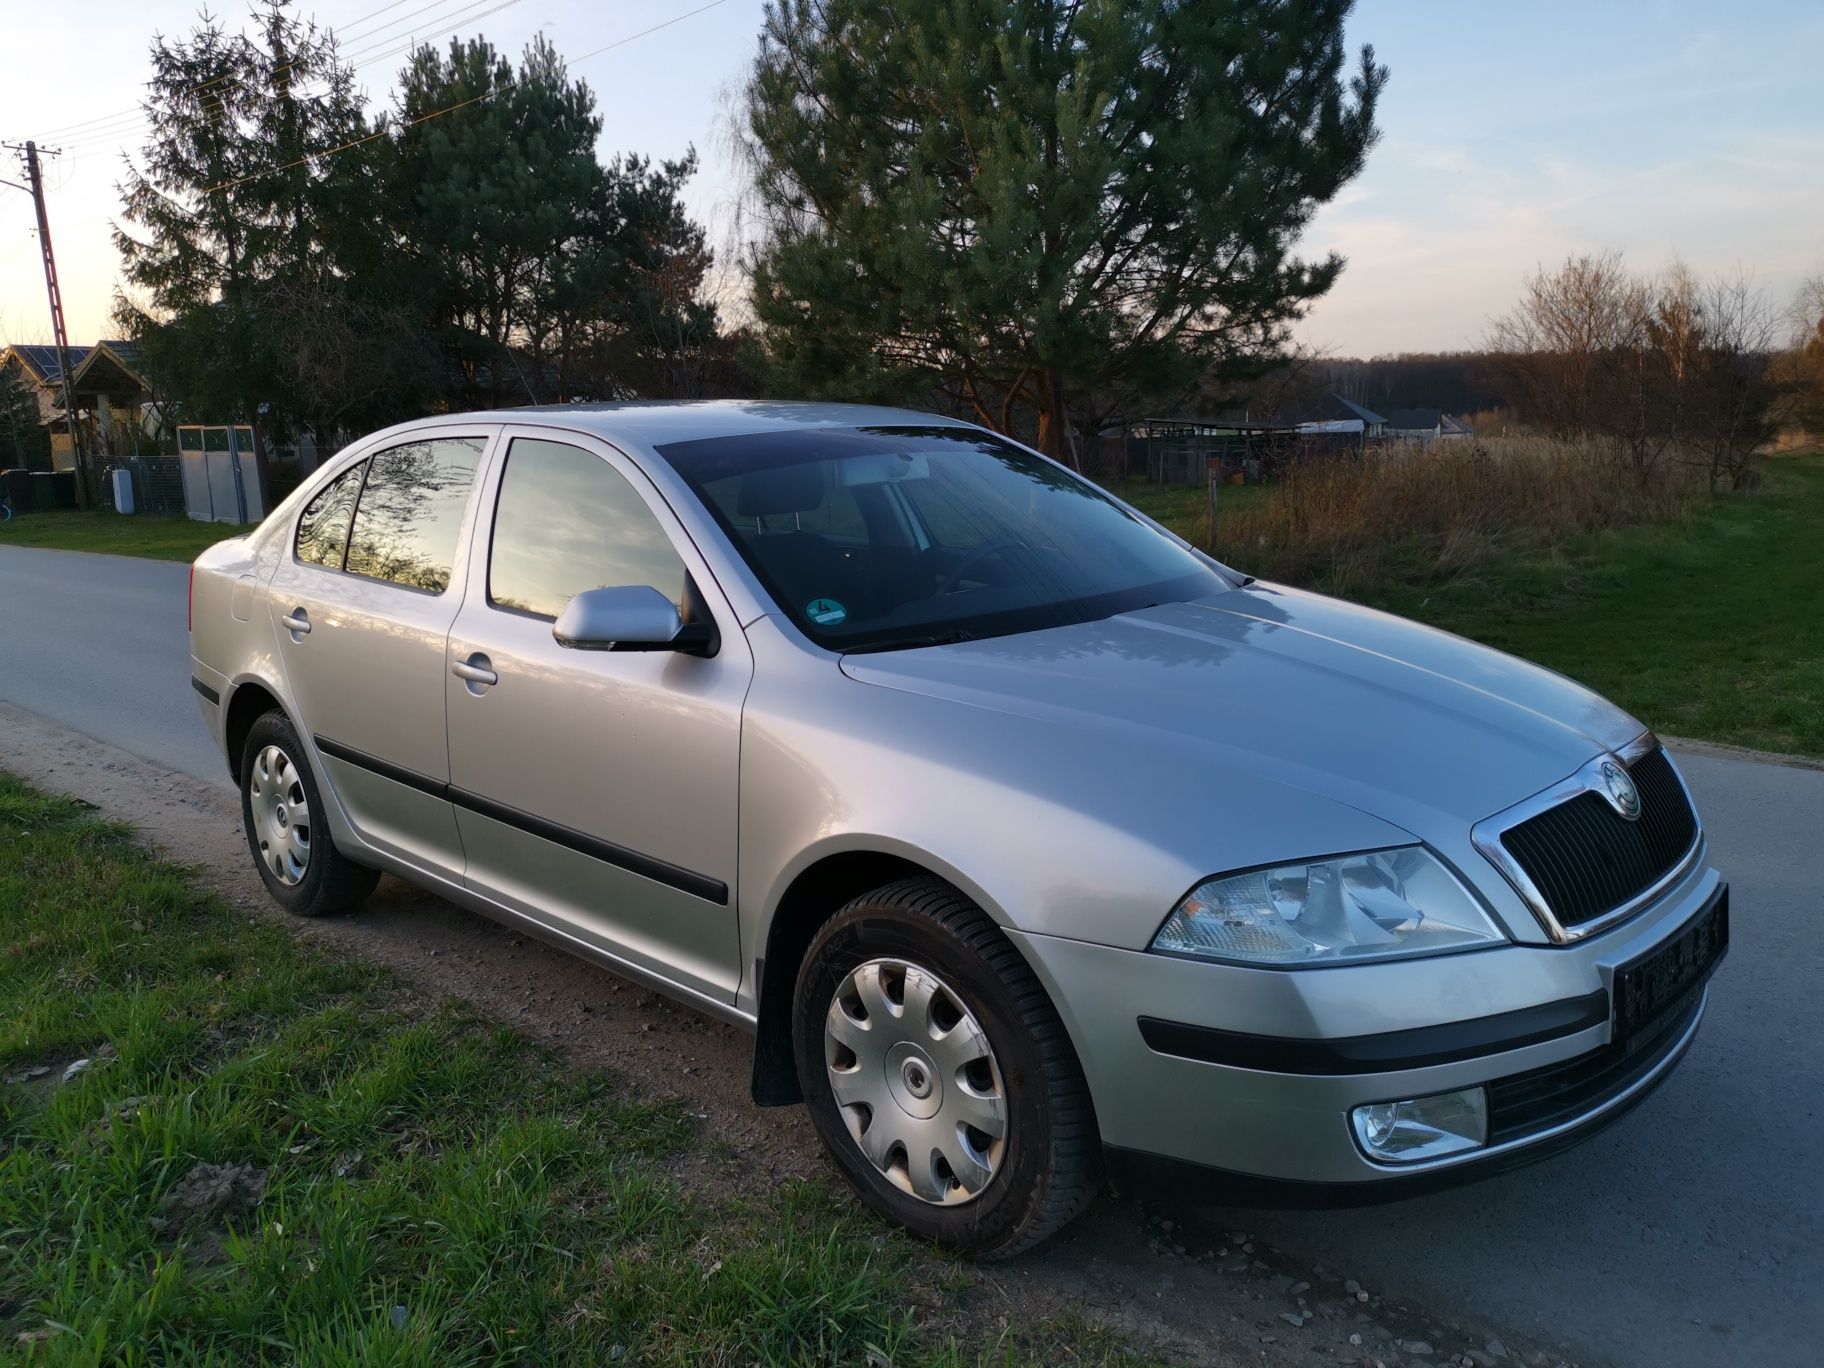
344,438 -> 485,593
294,463 -> 365,568
488,438 -> 687,619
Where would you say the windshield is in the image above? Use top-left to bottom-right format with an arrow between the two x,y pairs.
655,425 -> 1232,651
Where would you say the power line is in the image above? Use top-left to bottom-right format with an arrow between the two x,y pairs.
198,0 -> 732,197
29,0 -> 446,140
52,17 -> 517,170
333,0 -> 437,46
34,0 -> 511,150
337,0 -> 487,51
55,0 -> 521,156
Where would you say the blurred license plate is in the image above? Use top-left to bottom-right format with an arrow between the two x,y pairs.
1615,886 -> 1728,1044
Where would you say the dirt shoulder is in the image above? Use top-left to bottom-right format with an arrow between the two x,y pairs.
0,701 -> 1580,1368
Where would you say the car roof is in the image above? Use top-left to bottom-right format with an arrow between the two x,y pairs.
423,400 -> 977,449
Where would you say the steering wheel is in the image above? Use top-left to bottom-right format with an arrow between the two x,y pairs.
937,538 -> 1023,595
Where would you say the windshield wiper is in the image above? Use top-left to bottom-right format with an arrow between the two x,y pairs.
841,627 -> 980,655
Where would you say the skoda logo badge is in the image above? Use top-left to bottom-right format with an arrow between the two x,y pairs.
1599,758 -> 1641,820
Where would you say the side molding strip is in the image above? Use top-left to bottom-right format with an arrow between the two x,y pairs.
312,733 -> 729,906
1138,989 -> 1611,1075
191,677 -> 221,706
313,734 -> 442,797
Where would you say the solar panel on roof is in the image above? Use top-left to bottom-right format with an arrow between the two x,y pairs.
11,343 -> 94,382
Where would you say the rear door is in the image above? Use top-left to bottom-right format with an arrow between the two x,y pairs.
268,430 -> 495,873
443,429 -> 751,1006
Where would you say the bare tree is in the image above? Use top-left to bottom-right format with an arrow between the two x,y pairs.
1488,253 -> 1645,444
1662,268 -> 1783,489
1488,254 -> 1781,489
1779,273 -> 1824,438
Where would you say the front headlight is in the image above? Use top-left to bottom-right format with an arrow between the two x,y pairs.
1151,847 -> 1505,966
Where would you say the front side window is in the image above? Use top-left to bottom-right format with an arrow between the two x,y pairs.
656,426 -> 1230,651
295,462 -> 365,568
488,438 -> 687,620
344,437 -> 485,593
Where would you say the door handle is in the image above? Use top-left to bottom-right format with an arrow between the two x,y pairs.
280,608 -> 311,635
452,655 -> 498,687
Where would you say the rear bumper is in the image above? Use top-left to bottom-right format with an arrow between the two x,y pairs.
191,656 -> 233,772
1009,853 -> 1724,1189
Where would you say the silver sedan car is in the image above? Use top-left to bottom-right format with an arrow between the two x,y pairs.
189,403 -> 1728,1257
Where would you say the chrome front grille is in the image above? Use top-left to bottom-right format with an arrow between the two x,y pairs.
1474,740 -> 1701,942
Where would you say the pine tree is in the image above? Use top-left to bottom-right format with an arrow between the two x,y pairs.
0,363 -> 50,471
391,35 -> 612,405
387,36 -> 723,404
114,0 -> 374,436
741,0 -> 1386,460
581,151 -> 722,398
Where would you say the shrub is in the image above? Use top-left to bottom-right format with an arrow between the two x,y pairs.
1215,435 -> 1710,595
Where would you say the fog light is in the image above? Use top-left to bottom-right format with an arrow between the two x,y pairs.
1351,1087 -> 1488,1164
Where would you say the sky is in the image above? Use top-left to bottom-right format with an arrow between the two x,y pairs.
2,0 -> 1820,359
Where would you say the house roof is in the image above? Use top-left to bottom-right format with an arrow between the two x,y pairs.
1274,392 -> 1387,428
1385,407 -> 1444,430
4,343 -> 92,385
5,340 -> 141,388
1331,394 -> 1387,426
69,339 -> 150,393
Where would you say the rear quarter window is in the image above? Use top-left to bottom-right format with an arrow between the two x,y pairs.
294,463 -> 365,568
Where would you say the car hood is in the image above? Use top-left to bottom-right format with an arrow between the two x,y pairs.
839,583 -> 1643,834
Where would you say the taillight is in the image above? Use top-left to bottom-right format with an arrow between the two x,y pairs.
188,563 -> 196,634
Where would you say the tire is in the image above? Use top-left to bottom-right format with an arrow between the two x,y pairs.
792,878 -> 1101,1258
239,709 -> 380,917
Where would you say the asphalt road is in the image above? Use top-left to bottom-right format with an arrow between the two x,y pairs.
2,541 -> 1819,1365
0,545 -> 219,782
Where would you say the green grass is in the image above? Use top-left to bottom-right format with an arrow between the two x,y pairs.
1350,457 -> 1824,758
1107,476 -> 1270,540
0,777 -> 1143,1365
0,510 -> 242,562
1104,456 -> 1824,759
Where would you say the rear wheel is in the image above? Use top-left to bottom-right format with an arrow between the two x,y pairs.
792,879 -> 1101,1258
239,709 -> 379,917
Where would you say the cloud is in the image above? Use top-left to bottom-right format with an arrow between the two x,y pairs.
1297,124 -> 1824,355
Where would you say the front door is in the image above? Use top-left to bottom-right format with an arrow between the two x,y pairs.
444,431 -> 751,1006
268,431 -> 492,873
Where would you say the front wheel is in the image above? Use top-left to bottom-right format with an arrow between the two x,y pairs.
792,879 -> 1101,1258
239,709 -> 379,917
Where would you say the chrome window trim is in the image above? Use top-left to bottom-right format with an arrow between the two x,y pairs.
1470,732 -> 1703,945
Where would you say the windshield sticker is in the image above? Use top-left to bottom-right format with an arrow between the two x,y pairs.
806,598 -> 848,626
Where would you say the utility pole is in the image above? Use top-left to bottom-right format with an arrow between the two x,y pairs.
2,140 -> 90,508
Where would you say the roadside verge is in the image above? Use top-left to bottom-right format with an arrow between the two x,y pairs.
0,703 -> 1576,1367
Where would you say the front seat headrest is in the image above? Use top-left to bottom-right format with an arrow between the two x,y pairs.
736,463 -> 825,518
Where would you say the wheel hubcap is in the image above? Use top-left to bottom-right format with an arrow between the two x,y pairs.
248,744 -> 312,886
824,958 -> 1007,1206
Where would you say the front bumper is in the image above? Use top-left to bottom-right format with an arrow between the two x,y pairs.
1010,847 -> 1724,1192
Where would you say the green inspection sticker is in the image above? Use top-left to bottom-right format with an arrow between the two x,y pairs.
806,598 -> 848,626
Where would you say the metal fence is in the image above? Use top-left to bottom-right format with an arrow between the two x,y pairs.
1114,429 -> 1369,486
98,457 -> 187,515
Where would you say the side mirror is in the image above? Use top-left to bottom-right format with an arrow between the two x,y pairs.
554,585 -> 715,656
